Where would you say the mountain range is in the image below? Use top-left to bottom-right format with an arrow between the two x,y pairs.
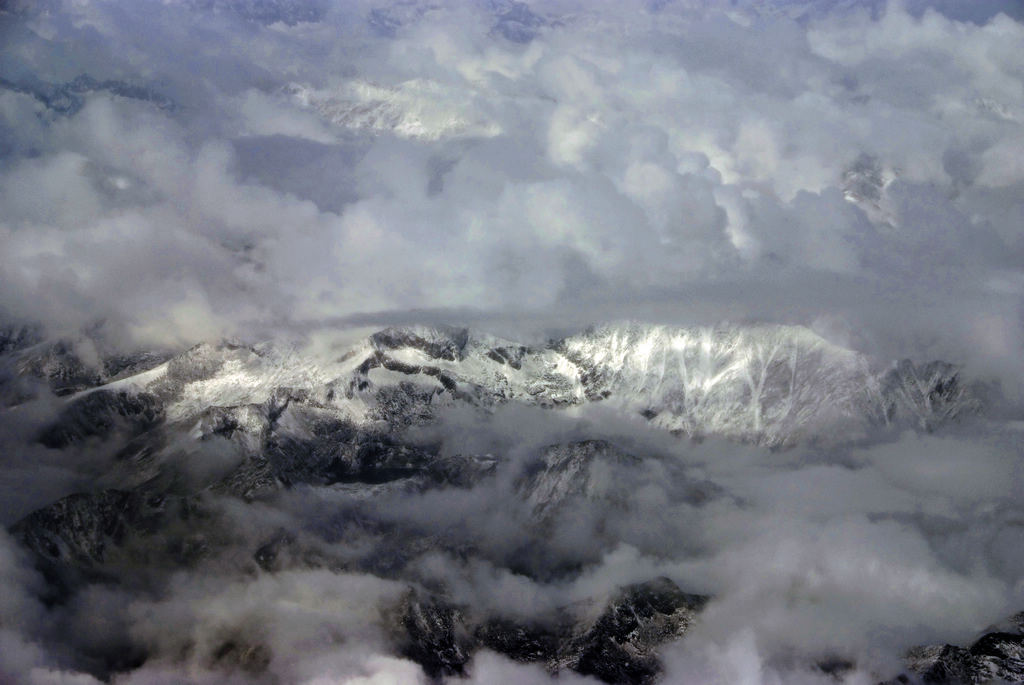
0,322 -> 1015,684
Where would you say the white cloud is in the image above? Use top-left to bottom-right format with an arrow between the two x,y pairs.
0,0 -> 1020,377
2,1 -> 1024,682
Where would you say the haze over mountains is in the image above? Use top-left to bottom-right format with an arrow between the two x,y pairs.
1,320 -> 1020,683
1,0 -> 1023,683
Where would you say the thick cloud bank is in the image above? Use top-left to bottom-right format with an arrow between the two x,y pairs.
1,0 -> 1023,367
1,1 -> 1023,685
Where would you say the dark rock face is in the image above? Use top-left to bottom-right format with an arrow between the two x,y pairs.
251,530 -> 325,574
265,419 -> 435,486
516,440 -> 719,525
17,340 -> 103,397
475,618 -> 559,664
11,490 -> 146,568
371,326 -> 470,362
396,577 -> 708,684
10,489 -> 210,568
161,343 -> 229,387
214,456 -> 279,500
559,578 -> 708,684
903,626 -> 1024,684
425,454 -> 498,488
211,401 -> 495,499
208,638 -> 273,675
399,593 -> 474,678
0,323 -> 41,355
556,338 -> 617,403
101,350 -> 172,382
485,344 -> 528,369
5,333 -> 171,400
882,613 -> 1024,684
38,390 -> 164,448
517,440 -> 643,521
877,360 -> 980,431
355,350 -> 473,408
371,381 -> 443,428
0,74 -> 174,116
842,153 -> 886,205
10,488 -> 211,603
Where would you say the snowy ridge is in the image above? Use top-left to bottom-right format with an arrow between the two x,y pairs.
283,80 -> 503,141
559,323 -> 877,444
0,322 -> 995,685
20,322 -> 979,452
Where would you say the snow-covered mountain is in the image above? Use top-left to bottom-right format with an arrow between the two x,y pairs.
1,321 -> 984,509
23,322 -> 975,448
0,322 -> 999,683
282,80 -> 503,141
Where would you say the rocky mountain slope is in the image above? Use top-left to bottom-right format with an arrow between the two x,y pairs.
8,322 -> 980,448
0,322 -> 1001,683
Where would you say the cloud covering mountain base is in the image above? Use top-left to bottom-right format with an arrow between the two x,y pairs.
1,0 -> 1024,683
0,322 -> 1020,684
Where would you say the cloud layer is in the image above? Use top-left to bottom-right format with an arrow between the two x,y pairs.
1,1 -> 1024,684
0,0 -> 1021,372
